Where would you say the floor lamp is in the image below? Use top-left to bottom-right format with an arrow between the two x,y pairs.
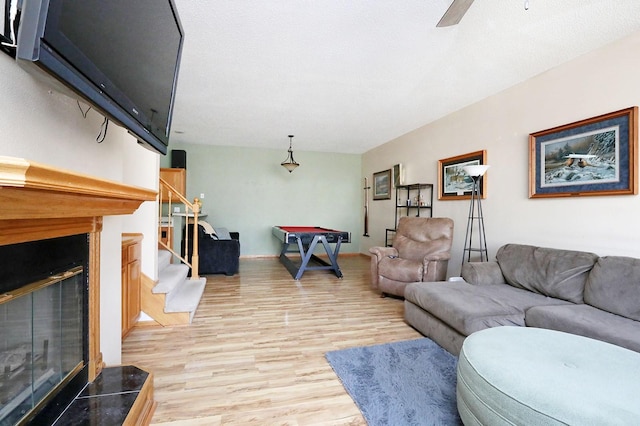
461,165 -> 490,268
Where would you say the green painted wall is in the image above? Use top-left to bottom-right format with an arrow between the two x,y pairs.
161,143 -> 362,256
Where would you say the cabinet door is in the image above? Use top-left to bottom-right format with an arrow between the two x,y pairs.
122,235 -> 142,338
127,259 -> 141,327
121,265 -> 129,337
160,168 -> 186,202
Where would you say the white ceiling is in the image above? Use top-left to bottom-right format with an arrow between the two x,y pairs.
169,0 -> 640,154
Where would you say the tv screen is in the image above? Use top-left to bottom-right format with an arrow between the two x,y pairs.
16,0 -> 184,155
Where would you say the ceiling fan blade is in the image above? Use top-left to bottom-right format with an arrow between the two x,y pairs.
436,0 -> 475,27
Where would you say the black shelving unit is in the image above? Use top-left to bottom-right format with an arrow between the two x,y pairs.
385,183 -> 433,246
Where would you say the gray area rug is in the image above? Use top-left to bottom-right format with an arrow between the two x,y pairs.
325,338 -> 461,425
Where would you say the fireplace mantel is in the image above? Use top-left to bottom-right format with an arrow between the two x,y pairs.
0,156 -> 157,382
0,156 -> 156,220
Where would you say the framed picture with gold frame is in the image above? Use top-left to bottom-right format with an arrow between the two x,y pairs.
438,150 -> 487,200
373,169 -> 392,200
529,107 -> 638,198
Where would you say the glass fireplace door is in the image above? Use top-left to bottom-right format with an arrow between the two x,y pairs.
0,267 -> 85,425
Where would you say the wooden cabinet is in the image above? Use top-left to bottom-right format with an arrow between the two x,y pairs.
122,233 -> 143,338
159,168 -> 186,202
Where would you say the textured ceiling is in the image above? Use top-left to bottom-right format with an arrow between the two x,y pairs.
169,0 -> 640,154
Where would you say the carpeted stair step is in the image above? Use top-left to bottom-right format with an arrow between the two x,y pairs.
165,278 -> 207,323
153,263 -> 189,294
151,250 -> 205,324
158,249 -> 172,272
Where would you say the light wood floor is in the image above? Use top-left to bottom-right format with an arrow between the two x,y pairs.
122,255 -> 422,425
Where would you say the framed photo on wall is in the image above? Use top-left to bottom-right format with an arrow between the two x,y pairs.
529,107 -> 638,198
392,163 -> 404,187
373,169 -> 392,200
438,150 -> 487,200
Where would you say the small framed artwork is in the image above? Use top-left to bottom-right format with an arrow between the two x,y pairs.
438,150 -> 487,200
373,169 -> 392,200
529,107 -> 638,198
392,163 -> 404,187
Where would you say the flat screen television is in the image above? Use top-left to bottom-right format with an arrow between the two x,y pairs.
16,0 -> 184,155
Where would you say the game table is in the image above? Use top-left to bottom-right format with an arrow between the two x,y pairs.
272,226 -> 351,280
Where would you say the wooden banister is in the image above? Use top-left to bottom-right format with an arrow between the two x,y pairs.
158,178 -> 201,279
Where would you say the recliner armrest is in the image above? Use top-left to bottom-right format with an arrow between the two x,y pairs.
369,246 -> 398,261
422,252 -> 451,262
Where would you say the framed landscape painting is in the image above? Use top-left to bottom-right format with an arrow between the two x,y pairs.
373,169 -> 391,200
529,107 -> 638,198
438,150 -> 487,200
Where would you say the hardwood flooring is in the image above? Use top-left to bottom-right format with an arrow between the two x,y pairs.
121,255 -> 422,425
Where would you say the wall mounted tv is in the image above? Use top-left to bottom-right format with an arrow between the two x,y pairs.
16,0 -> 184,155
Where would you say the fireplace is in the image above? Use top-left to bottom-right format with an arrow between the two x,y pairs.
0,156 -> 157,425
0,234 -> 89,424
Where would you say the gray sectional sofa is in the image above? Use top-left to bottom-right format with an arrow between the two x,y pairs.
404,244 -> 640,355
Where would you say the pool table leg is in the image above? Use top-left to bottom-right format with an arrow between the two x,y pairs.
279,235 -> 344,279
320,236 -> 343,278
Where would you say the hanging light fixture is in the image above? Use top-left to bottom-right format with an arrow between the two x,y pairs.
281,134 -> 300,173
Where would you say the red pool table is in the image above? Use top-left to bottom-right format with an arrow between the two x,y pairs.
271,226 -> 351,280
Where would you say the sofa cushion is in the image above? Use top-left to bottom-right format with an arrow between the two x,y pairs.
378,257 -> 423,282
404,281 -> 569,337
584,256 -> 640,321
526,304 -> 640,353
496,244 -> 598,303
213,227 -> 232,240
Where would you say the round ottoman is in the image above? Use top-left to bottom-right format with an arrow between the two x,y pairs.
456,326 -> 640,425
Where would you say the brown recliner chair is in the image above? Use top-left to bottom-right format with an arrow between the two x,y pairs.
369,217 -> 454,298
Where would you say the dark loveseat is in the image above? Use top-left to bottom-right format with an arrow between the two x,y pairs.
182,223 -> 240,276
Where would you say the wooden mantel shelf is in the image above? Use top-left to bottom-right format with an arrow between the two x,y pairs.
0,156 -> 157,221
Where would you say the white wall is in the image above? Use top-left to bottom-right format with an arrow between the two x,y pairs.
122,144 -> 161,280
162,143 -> 362,256
362,30 -> 640,277
0,53 -> 159,365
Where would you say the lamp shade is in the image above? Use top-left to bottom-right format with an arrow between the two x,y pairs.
281,158 -> 299,172
463,165 -> 490,177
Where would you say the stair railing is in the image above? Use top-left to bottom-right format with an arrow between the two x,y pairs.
158,177 -> 201,279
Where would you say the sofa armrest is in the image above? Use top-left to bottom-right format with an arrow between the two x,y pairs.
461,261 -> 506,286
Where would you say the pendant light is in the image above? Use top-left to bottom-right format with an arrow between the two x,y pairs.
281,134 -> 300,173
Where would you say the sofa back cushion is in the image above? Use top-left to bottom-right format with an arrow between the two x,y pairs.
585,256 -> 640,321
496,244 -> 598,303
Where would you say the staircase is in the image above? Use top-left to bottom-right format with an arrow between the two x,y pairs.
140,173 -> 205,326
141,249 -> 206,326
